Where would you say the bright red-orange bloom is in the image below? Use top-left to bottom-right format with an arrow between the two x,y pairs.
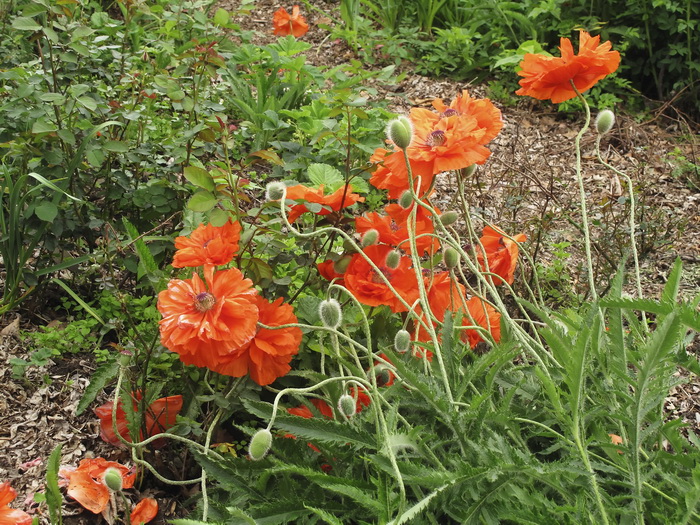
213,296 -> 302,385
477,226 -> 527,285
516,30 -> 620,103
369,147 -> 435,199
343,245 -> 419,313
414,272 -> 466,344
463,297 -> 501,348
317,259 -> 346,286
158,268 -> 259,372
285,184 -> 364,222
431,90 -> 503,145
94,392 -> 183,449
0,483 -> 32,525
349,386 -> 372,413
172,220 -> 241,268
130,497 -> 158,525
272,6 -> 309,37
287,398 -> 334,419
60,458 -> 136,514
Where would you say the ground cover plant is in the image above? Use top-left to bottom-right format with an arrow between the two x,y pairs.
1,1 -> 699,524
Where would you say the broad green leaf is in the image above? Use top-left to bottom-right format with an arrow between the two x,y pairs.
12,16 -> 41,31
34,202 -> 58,222
307,163 -> 344,191
183,165 -> 215,191
31,119 -> 58,134
213,7 -> 230,25
102,140 -> 129,153
188,190 -> 217,212
76,95 -> 97,111
39,93 -> 66,104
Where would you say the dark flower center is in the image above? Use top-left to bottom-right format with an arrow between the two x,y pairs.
371,267 -> 393,284
194,292 -> 216,312
442,109 -> 459,117
428,130 -> 446,147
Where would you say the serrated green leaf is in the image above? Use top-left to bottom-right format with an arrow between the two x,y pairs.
183,165 -> 215,191
307,163 -> 344,192
662,257 -> 683,306
76,359 -> 120,415
188,190 -> 217,212
45,444 -> 63,525
387,484 -> 452,525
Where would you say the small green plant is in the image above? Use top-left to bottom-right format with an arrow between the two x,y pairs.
667,147 -> 700,191
535,241 -> 581,307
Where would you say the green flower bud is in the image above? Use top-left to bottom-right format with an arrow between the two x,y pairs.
248,428 -> 272,461
319,299 -> 342,329
394,329 -> 411,353
595,109 -> 615,135
337,394 -> 356,418
103,468 -> 123,492
439,211 -> 459,226
375,367 -> 392,387
443,247 -> 460,268
460,165 -> 477,178
385,250 -> 401,270
265,181 -> 286,201
361,229 -> 379,247
398,190 -> 413,209
333,255 -> 351,274
387,116 -> 413,150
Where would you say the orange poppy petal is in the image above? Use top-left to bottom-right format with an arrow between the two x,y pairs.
130,498 -> 159,525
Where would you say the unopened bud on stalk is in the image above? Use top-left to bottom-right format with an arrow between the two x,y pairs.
387,116 -> 413,150
394,329 -> 411,353
337,394 -> 357,418
398,190 -> 413,209
595,109 -> 615,135
333,256 -> 351,274
248,428 -> 272,461
385,250 -> 401,270
439,211 -> 459,226
265,181 -> 286,201
361,229 -> 379,247
443,247 -> 460,268
375,367 -> 392,387
103,468 -> 123,492
319,299 -> 342,329
460,165 -> 477,178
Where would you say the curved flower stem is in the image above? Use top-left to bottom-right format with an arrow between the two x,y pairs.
571,81 -> 597,300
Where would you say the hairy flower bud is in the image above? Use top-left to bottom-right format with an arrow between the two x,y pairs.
460,164 -> 477,178
398,190 -> 413,209
385,250 -> 401,270
265,181 -> 286,201
375,366 -> 392,387
439,211 -> 459,226
595,109 -> 615,135
394,329 -> 411,353
337,394 -> 357,418
361,229 -> 379,247
319,298 -> 342,329
443,247 -> 460,268
387,116 -> 413,150
103,468 -> 123,492
248,428 -> 272,461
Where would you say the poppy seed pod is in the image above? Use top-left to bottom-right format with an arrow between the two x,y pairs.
319,298 -> 342,329
443,247 -> 460,268
439,211 -> 459,226
103,468 -> 123,492
387,116 -> 413,150
337,394 -> 357,418
398,190 -> 413,209
265,181 -> 286,201
248,428 -> 273,461
595,109 -> 615,135
385,250 -> 401,270
361,229 -> 379,247
394,329 -> 411,353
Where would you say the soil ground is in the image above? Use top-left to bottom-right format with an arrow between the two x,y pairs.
1,1 -> 699,523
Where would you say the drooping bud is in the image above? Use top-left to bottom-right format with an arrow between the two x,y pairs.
265,181 -> 286,201
394,329 -> 411,353
387,116 -> 413,150
443,247 -> 460,268
248,428 -> 272,461
337,394 -> 357,418
385,250 -> 401,270
398,190 -> 413,209
595,110 -> 615,135
439,211 -> 459,226
460,165 -> 476,178
103,468 -> 123,492
319,298 -> 342,329
333,255 -> 351,274
375,367 -> 392,387
361,229 -> 379,247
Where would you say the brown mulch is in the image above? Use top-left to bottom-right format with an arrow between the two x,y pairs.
1,0 -> 699,523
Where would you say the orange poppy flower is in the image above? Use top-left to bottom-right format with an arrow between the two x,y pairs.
373,353 -> 396,387
172,220 -> 241,268
463,297 -> 501,348
516,30 -> 620,103
0,483 -> 32,525
287,398 -> 334,419
285,184 -> 364,222
130,497 -> 158,525
349,386 -> 371,413
356,202 -> 438,256
476,226 -> 527,285
431,90 -> 503,145
343,245 -> 419,313
369,147 -> 435,199
61,458 -> 136,514
94,392 -> 183,449
414,271 -> 466,343
272,5 -> 309,38
158,268 -> 259,372
317,259 -> 346,285
213,296 -> 303,385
